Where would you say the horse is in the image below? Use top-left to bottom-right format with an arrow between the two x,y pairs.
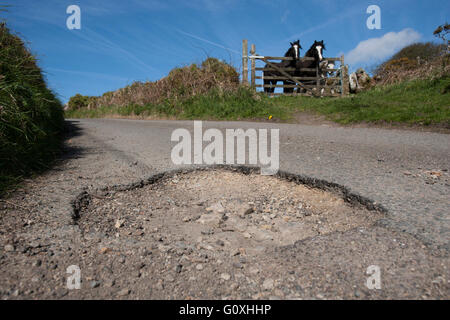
263,40 -> 301,94
294,40 -> 327,93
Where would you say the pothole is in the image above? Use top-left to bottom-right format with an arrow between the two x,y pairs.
76,167 -> 385,256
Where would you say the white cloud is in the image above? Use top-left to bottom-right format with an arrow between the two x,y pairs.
285,8 -> 359,41
174,28 -> 240,55
46,68 -> 130,82
346,28 -> 421,66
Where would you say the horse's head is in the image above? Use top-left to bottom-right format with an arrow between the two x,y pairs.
287,40 -> 302,60
311,40 -> 326,62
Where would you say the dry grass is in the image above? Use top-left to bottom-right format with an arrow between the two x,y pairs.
68,58 -> 240,110
375,53 -> 449,85
0,22 -> 63,194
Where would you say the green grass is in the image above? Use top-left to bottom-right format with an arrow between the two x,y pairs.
67,77 -> 450,128
273,76 -> 450,126
66,87 -> 291,121
0,22 -> 64,196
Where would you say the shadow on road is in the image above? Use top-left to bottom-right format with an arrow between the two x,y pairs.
60,120 -> 85,162
0,120 -> 87,198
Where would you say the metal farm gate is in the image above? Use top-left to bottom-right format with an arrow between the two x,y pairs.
241,40 -> 349,97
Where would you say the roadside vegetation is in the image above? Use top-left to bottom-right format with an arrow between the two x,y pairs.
66,57 -> 292,121
272,76 -> 450,126
0,22 -> 64,195
66,75 -> 450,127
66,87 -> 289,121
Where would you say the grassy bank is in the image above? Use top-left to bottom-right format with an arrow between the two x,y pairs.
66,76 -> 450,128
0,22 -> 64,195
66,87 -> 290,121
276,76 -> 450,126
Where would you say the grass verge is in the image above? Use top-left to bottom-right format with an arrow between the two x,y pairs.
273,76 -> 450,126
66,77 -> 450,128
0,23 -> 64,196
66,87 -> 291,121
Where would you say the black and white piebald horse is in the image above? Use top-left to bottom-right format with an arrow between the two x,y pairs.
295,40 -> 336,94
295,40 -> 327,88
263,40 -> 301,94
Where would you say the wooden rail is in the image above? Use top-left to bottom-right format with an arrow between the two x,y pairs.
255,68 -> 340,72
256,76 -> 341,81
255,84 -> 342,89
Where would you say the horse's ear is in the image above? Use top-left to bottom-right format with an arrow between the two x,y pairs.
290,42 -> 293,46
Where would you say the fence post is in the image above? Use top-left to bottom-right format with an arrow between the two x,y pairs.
242,39 -> 248,85
250,44 -> 256,88
316,65 -> 320,96
340,55 -> 349,96
340,55 -> 344,96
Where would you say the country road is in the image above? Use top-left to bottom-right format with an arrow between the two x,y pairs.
0,118 -> 449,299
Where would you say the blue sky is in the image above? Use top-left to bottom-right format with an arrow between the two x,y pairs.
2,0 -> 449,103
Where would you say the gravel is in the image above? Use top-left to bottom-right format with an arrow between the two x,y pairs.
220,273 -> 231,281
263,279 -> 275,290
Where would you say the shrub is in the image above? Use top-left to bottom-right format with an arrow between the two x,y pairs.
69,58 -> 241,110
433,23 -> 449,49
67,93 -> 95,110
383,57 -> 418,71
0,22 -> 63,192
375,42 -> 445,74
374,42 -> 449,84
390,42 -> 445,61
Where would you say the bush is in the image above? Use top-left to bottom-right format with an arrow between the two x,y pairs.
0,22 -> 63,193
376,42 -> 445,73
433,23 -> 449,49
69,58 -> 241,110
394,42 -> 444,60
383,57 -> 418,71
67,93 -> 96,110
201,57 -> 240,83
374,42 -> 449,84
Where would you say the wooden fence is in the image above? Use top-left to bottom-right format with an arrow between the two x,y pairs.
242,39 -> 349,97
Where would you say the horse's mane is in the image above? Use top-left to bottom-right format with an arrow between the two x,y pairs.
305,44 -> 317,57
284,46 -> 294,57
281,45 -> 298,67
